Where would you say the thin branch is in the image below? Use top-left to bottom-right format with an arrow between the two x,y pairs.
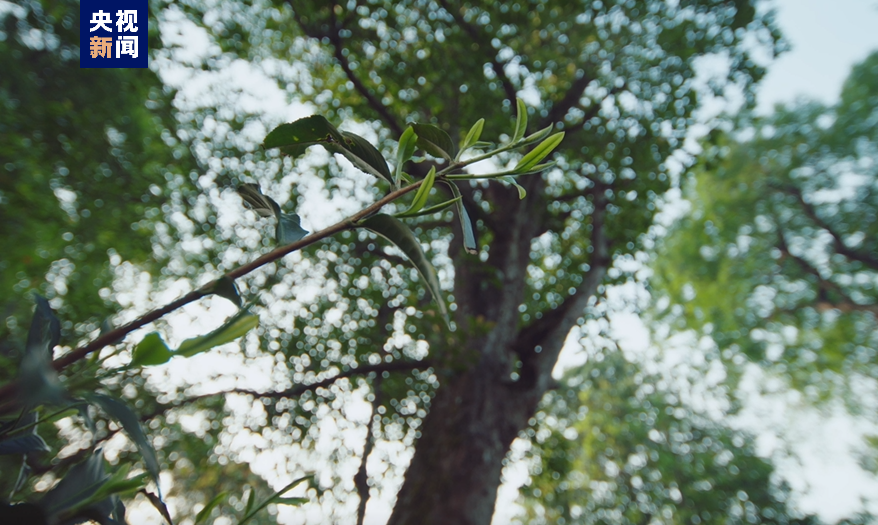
814,301 -> 878,315
776,182 -> 878,270
437,0 -> 518,105
355,376 -> 381,525
556,84 -> 624,136
329,37 -> 405,137
187,361 -> 425,404
512,186 -> 611,391
292,2 -> 404,136
775,225 -> 853,302
540,72 -> 594,129
0,181 -> 427,404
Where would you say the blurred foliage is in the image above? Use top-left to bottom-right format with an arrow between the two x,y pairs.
522,351 -> 810,525
653,51 -> 878,405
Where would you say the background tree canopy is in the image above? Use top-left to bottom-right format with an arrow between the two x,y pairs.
2,0 -> 875,524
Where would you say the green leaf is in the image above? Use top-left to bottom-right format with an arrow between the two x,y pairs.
395,126 -> 418,185
361,214 -> 450,325
41,451 -> 109,518
276,212 -> 309,245
262,115 -> 345,158
458,118 -> 485,158
131,332 -> 173,367
141,490 -> 174,525
336,131 -> 393,183
518,124 -> 554,148
274,497 -> 309,506
513,98 -> 528,142
501,177 -> 527,200
84,466 -> 149,507
412,123 -> 455,160
244,488 -> 256,517
236,185 -> 309,246
441,182 -> 478,255
514,132 -> 565,172
19,296 -> 66,407
206,276 -> 242,308
0,433 -> 50,455
237,184 -> 280,218
263,117 -> 392,182
176,311 -> 259,358
396,196 -> 461,218
238,476 -> 312,525
87,394 -> 161,485
195,492 -> 228,524
400,166 -> 436,216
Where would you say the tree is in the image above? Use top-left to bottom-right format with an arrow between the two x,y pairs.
0,0 -> 784,524
522,351 -> 809,525
653,51 -> 878,406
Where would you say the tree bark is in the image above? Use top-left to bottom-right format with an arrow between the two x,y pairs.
387,186 -> 609,525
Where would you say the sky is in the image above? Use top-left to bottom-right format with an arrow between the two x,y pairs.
757,0 -> 878,113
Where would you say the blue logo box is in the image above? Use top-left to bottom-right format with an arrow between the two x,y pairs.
80,0 -> 148,68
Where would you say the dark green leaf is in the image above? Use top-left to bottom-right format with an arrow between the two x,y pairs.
19,296 -> 66,407
0,433 -> 50,455
412,123 -> 455,160
176,311 -> 259,358
361,214 -> 450,325
513,98 -> 528,142
81,465 -> 148,510
262,115 -> 344,157
112,496 -> 126,524
336,131 -> 393,183
87,394 -> 161,485
130,332 -> 173,367
194,492 -> 228,524
264,117 -> 392,182
12,460 -> 32,497
237,184 -> 280,218
274,497 -> 309,506
244,488 -> 256,516
141,490 -> 174,525
207,277 -> 242,308
395,126 -> 418,184
442,182 -> 478,255
238,476 -> 312,525
41,451 -> 108,517
399,166 -> 435,216
276,213 -> 309,245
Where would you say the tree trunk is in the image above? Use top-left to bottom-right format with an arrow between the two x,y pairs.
387,361 -> 542,525
387,185 -> 609,525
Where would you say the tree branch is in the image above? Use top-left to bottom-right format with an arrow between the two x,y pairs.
437,0 -> 518,106
0,181 -> 428,405
355,376 -> 381,525
540,72 -> 594,129
513,186 -> 611,391
775,224 -> 849,299
137,360 -> 428,425
776,183 -> 878,270
292,2 -> 404,137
